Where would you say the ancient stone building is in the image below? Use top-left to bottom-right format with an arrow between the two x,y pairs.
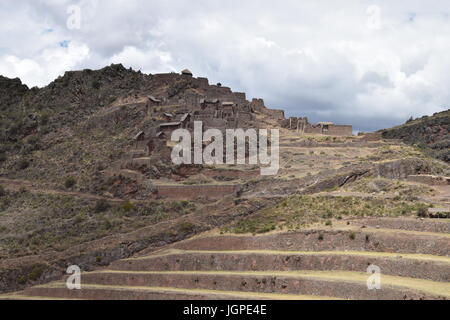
159,122 -> 182,135
131,68 -> 292,154
181,69 -> 193,77
284,117 -> 353,136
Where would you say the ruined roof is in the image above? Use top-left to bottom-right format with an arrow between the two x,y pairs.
181,69 -> 193,76
318,122 -> 334,126
156,131 -> 164,137
148,95 -> 161,103
160,122 -> 182,127
163,113 -> 174,118
201,98 -> 219,104
222,102 -> 234,106
428,208 -> 450,213
180,113 -> 190,122
134,131 -> 145,140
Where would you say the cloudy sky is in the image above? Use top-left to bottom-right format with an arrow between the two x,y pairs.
1,0 -> 449,131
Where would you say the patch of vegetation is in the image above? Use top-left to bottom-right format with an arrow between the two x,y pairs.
120,200 -> 135,212
178,222 -> 196,233
381,109 -> 450,163
93,199 -> 111,213
223,195 -> 431,234
0,192 -> 196,258
64,176 -> 77,189
0,185 -> 5,197
92,80 -> 102,89
347,177 -> 436,199
182,174 -> 214,185
16,159 -> 29,170
28,264 -> 47,281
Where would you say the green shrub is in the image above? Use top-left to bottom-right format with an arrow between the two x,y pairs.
0,185 -> 5,197
121,201 -> 135,212
64,177 -> 77,189
179,222 -> 195,233
39,113 -> 50,126
417,207 -> 428,217
28,264 -> 46,281
17,159 -> 29,170
349,232 -> 356,240
74,213 -> 87,224
18,276 -> 27,285
92,80 -> 102,89
103,219 -> 112,230
318,233 -> 324,241
93,199 -> 110,213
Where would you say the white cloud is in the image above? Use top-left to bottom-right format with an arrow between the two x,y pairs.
0,0 -> 449,131
0,42 -> 90,87
109,45 -> 175,74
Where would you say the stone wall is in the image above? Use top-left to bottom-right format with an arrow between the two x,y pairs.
155,184 -> 239,200
265,109 -> 285,120
376,158 -> 432,179
407,175 -> 450,186
327,125 -> 353,136
359,132 -> 383,141
250,98 -> 265,112
303,124 -> 353,136
304,125 -> 323,135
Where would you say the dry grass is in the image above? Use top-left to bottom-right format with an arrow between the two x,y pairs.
0,190 -> 196,258
223,195 -> 431,234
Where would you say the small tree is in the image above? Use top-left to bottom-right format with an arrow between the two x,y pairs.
17,159 -> 29,170
0,185 -> 6,197
92,80 -> 102,89
64,177 -> 77,189
93,199 -> 111,213
417,207 -> 428,218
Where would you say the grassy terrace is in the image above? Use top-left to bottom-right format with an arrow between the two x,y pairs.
0,191 -> 195,258
223,195 -> 431,234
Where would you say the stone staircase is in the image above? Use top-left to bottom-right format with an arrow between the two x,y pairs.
1,218 -> 449,300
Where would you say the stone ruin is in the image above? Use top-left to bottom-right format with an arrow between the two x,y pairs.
282,116 -> 353,136
407,174 -> 450,186
128,68 -> 355,160
130,69 -> 286,157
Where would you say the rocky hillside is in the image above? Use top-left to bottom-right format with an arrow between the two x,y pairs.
0,64 -> 152,155
381,110 -> 450,162
0,65 -> 448,299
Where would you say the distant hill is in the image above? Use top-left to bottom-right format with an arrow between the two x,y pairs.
380,110 -> 450,162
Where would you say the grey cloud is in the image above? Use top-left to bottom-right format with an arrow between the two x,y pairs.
0,0 -> 449,131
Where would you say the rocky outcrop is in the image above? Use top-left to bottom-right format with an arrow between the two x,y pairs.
376,158 -> 434,179
381,110 -> 450,162
0,76 -> 29,112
